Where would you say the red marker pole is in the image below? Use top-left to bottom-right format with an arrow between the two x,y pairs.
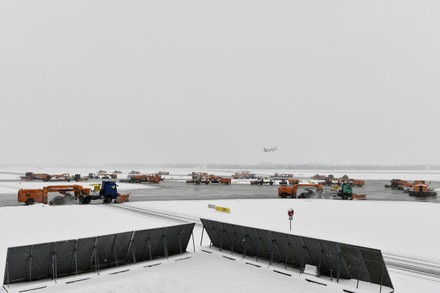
288,208 -> 294,231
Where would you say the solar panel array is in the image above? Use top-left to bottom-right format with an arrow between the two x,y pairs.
4,223 -> 195,285
200,218 -> 393,289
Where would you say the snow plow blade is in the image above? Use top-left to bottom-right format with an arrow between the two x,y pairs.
115,194 -> 130,203
352,194 -> 366,200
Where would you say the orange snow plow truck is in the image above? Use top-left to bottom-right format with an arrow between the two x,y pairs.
18,181 -> 129,205
278,183 -> 323,198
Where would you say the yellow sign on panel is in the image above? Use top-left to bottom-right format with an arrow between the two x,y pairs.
90,184 -> 101,191
215,206 -> 230,213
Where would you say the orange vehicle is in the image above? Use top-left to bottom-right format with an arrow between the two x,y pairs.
128,174 -> 161,183
207,175 -> 232,185
278,183 -> 323,198
18,181 -> 129,205
50,173 -> 72,181
18,185 -> 91,205
349,179 -> 365,187
20,172 -> 52,181
385,179 -> 413,190
220,178 -> 232,185
311,174 -> 328,180
409,182 -> 437,197
186,173 -> 231,185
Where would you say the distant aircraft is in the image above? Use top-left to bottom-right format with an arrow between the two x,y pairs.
263,146 -> 278,152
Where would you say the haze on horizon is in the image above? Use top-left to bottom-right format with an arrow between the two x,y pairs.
1,1 -> 439,167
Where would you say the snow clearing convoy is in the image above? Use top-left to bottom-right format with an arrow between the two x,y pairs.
17,181 -> 129,205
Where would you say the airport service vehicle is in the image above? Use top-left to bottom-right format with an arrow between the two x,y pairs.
385,179 -> 412,190
335,182 -> 366,200
408,183 -> 437,197
186,173 -> 231,185
126,174 -> 161,184
278,183 -> 323,198
20,172 -> 52,181
251,177 -> 274,185
17,181 -> 129,205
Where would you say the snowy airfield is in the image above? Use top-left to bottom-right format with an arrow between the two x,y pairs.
0,167 -> 440,292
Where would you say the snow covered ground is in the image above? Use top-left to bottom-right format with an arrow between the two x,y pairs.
0,198 -> 439,292
129,199 -> 440,263
1,167 -> 439,292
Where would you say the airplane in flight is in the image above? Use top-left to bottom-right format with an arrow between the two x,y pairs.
263,146 -> 278,152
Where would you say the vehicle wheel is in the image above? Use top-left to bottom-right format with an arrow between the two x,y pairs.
342,195 -> 347,200
83,197 -> 92,204
25,199 -> 34,205
103,196 -> 112,203
79,196 -> 84,203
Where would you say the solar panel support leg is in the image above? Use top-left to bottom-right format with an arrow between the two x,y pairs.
28,245 -> 33,283
357,257 -> 363,289
336,254 -> 341,283
148,238 -> 152,261
74,240 -> 78,275
91,237 -> 100,275
126,231 -> 136,264
200,227 -> 205,247
192,232 -> 196,253
241,237 -> 246,260
111,235 -> 118,267
164,236 -> 169,260
113,244 -> 118,267
269,240 -> 275,267
379,263 -> 384,293
179,233 -> 182,254
256,241 -> 261,262
5,256 -> 9,287
51,243 -> 57,283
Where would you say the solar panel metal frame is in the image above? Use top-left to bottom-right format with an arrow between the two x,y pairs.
200,218 -> 393,289
3,223 -> 195,285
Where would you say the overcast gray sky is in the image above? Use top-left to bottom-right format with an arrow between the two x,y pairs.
1,1 -> 439,166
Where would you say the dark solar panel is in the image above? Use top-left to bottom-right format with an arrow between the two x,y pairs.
54,240 -> 77,278
113,231 -> 134,267
96,234 -> 117,270
29,242 -> 53,281
3,246 -> 31,284
4,223 -> 195,285
200,218 -> 393,289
